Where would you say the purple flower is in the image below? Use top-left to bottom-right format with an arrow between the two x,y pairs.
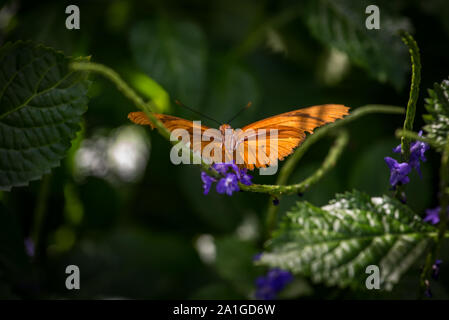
255,268 -> 293,300
212,162 -> 238,175
24,237 -> 35,257
235,167 -> 253,186
432,259 -> 442,280
424,207 -> 441,225
216,173 -> 240,196
393,131 -> 430,177
409,144 -> 430,177
423,206 -> 449,225
201,171 -> 216,195
384,157 -> 411,186
253,253 -> 263,262
200,162 -> 253,196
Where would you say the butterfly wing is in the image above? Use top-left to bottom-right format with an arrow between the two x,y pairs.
128,112 -> 224,163
235,104 -> 350,170
128,112 -> 210,133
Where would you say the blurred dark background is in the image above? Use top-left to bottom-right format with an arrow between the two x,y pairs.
0,0 -> 449,299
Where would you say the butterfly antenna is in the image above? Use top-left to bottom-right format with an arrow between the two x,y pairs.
175,100 -> 221,126
227,101 -> 252,124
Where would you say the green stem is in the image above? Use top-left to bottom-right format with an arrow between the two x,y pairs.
399,31 -> 421,161
393,31 -> 421,201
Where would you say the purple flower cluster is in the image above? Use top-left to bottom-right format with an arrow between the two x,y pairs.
384,131 -> 429,187
392,131 -> 430,176
201,163 -> 252,196
255,268 -> 294,300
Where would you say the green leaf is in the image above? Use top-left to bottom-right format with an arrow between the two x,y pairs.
129,71 -> 171,113
303,0 -> 409,90
258,190 -> 436,290
423,78 -> 449,151
130,18 -> 207,107
0,41 -> 90,191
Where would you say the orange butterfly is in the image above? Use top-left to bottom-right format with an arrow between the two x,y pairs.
128,104 -> 349,170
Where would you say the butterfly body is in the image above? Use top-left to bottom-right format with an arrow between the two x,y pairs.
219,124 -> 232,135
128,104 -> 350,170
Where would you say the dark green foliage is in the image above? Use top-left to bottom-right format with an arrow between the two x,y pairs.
130,18 -> 207,107
423,79 -> 449,151
304,0 -> 409,90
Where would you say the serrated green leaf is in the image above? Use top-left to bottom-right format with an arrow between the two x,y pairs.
130,18 -> 207,107
423,79 -> 449,151
258,190 -> 436,290
303,0 -> 409,90
0,41 -> 90,191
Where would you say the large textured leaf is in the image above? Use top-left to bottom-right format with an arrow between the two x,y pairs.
130,18 -> 207,107
303,0 -> 409,90
258,190 -> 436,290
0,41 -> 90,191
423,78 -> 449,151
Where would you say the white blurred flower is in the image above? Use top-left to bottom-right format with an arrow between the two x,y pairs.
74,125 -> 150,183
195,234 -> 216,264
